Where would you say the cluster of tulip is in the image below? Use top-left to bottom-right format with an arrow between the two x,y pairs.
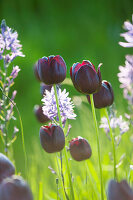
0,153 -> 33,200
34,55 -> 114,161
33,54 -> 133,199
70,60 -> 114,107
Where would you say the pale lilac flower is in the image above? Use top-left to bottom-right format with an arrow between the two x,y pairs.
118,55 -> 133,104
130,165 -> 133,170
119,15 -> 133,47
6,91 -> 17,121
11,90 -> 17,101
6,66 -> 20,88
0,20 -> 24,153
100,115 -> 129,135
13,126 -> 19,134
0,20 -> 25,63
11,66 -> 20,79
12,126 -> 19,138
0,124 -> 4,133
42,87 -> 76,124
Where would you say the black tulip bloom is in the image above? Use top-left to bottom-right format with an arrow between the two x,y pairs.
34,62 -> 41,81
38,55 -> 67,85
0,153 -> 15,184
40,83 -> 52,96
39,124 -> 65,153
69,136 -> 92,161
70,60 -> 102,94
87,80 -> 114,108
0,175 -> 33,200
108,179 -> 133,200
34,105 -> 50,123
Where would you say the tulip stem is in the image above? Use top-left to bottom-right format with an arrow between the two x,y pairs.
53,85 -> 63,129
104,108 -> 117,180
54,84 -> 75,200
90,94 -> 104,200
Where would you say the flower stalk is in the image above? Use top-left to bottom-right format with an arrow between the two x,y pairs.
90,94 -> 104,200
53,84 -> 75,200
0,19 -> 27,176
104,108 -> 117,180
2,50 -> 8,154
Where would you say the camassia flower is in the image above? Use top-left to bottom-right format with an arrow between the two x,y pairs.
0,20 -> 24,153
118,55 -> 133,104
42,87 -> 76,125
0,20 -> 25,63
119,14 -> 133,48
100,115 -> 129,135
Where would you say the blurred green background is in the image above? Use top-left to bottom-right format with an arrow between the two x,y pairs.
0,0 -> 133,198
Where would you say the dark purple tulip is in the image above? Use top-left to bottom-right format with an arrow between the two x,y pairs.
0,175 -> 33,200
108,179 -> 133,200
70,60 -> 102,94
69,136 -> 92,161
34,105 -> 50,123
40,124 -> 65,153
40,83 -> 52,96
38,55 -> 67,85
34,61 -> 41,81
87,80 -> 114,108
0,153 -> 15,184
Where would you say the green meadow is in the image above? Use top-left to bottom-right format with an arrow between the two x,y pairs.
0,0 -> 133,199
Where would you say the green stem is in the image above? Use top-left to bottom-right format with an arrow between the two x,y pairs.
2,58 -> 8,155
0,88 -> 28,178
56,154 -> 66,200
104,108 -> 117,180
53,84 -> 75,200
90,94 -> 104,200
39,182 -> 43,200
53,85 -> 62,129
56,178 -> 59,200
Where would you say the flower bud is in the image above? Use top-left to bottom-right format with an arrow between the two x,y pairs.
40,83 -> 52,96
40,124 -> 65,153
0,153 -> 15,183
108,179 -> 133,200
87,80 -> 114,108
34,62 -> 41,81
38,55 -> 67,85
0,175 -> 33,200
34,105 -> 50,123
69,136 -> 92,161
70,60 -> 102,94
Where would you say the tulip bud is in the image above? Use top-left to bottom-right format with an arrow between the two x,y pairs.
0,153 -> 15,184
40,83 -> 52,96
87,80 -> 114,108
70,60 -> 102,94
40,124 -> 65,153
38,55 -> 67,85
34,105 -> 50,123
0,175 -> 33,200
69,136 -> 92,161
108,179 -> 133,200
33,62 -> 41,81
